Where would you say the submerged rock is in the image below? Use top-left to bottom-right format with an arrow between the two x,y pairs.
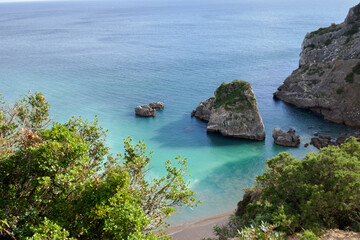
272,127 -> 300,147
274,3 -> 360,128
135,105 -> 156,117
149,102 -> 164,110
192,80 -> 265,141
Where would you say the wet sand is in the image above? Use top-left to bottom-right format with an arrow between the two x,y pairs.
167,211 -> 234,240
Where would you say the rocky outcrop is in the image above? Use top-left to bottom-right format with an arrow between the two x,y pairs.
310,136 -> 333,149
135,102 -> 164,117
135,105 -> 156,117
149,102 -> 164,110
191,97 -> 214,122
272,127 -> 300,147
274,3 -> 360,128
310,133 -> 360,149
192,80 -> 265,141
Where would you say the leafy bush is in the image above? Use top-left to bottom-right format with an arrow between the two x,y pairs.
26,218 -> 75,240
236,137 -> 360,234
237,221 -> 285,240
307,23 -> 338,39
297,230 -> 320,240
345,72 -> 354,83
352,62 -> 360,74
0,92 -> 199,239
336,87 -> 345,94
212,215 -> 245,240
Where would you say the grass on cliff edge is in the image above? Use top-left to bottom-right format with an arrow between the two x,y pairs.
213,80 -> 256,111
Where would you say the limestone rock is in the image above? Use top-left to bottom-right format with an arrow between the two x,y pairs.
310,136 -> 333,149
274,3 -> 360,128
192,80 -> 265,141
272,127 -> 300,147
149,102 -> 164,110
310,133 -> 360,149
191,97 -> 214,122
135,105 -> 156,117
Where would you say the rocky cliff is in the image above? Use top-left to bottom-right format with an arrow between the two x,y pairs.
274,3 -> 360,128
192,80 -> 265,141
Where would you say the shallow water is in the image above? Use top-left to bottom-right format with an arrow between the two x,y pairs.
0,0 -> 358,225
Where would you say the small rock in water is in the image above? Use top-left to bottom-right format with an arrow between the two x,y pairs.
272,127 -> 300,147
149,102 -> 164,110
135,105 -> 156,117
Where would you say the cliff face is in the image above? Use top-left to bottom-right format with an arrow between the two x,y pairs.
192,80 -> 265,141
274,3 -> 360,128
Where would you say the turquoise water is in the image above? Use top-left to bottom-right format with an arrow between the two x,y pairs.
0,0 -> 358,225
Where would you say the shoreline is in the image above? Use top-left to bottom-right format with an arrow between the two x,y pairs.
166,210 -> 234,240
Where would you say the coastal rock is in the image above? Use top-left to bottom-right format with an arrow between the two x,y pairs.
193,80 -> 265,141
310,136 -> 333,149
149,102 -> 164,110
310,133 -> 360,149
272,127 -> 300,147
274,3 -> 360,128
135,105 -> 156,117
191,97 -> 214,122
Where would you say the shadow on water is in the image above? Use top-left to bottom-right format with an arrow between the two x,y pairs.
269,98 -> 354,136
150,114 -> 266,148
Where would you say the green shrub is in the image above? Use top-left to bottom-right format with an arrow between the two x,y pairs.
212,215 -> 245,240
0,92 -> 199,240
352,62 -> 360,74
297,230 -> 320,240
336,87 -> 345,94
304,44 -> 316,50
307,23 -> 337,39
345,72 -> 354,83
324,38 -> 333,46
237,221 -> 286,240
26,218 -> 75,240
236,137 -> 360,234
213,80 -> 254,111
344,23 -> 360,36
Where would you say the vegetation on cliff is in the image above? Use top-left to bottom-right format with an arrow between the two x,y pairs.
213,80 -> 254,111
0,92 -> 198,240
207,137 -> 360,239
275,2 -> 360,128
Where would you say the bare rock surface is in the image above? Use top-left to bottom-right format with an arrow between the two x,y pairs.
135,105 -> 156,117
192,80 -> 265,141
272,127 -> 300,147
149,102 -> 164,110
191,97 -> 214,122
310,132 -> 360,149
274,3 -> 360,128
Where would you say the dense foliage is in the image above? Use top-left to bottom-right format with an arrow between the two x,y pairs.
237,137 -> 360,234
0,92 -> 198,239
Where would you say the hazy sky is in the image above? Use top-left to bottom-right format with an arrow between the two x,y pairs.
0,0 -> 57,2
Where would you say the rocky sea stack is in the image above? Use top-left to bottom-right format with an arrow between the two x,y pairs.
274,3 -> 360,128
192,80 -> 265,141
272,127 -> 300,147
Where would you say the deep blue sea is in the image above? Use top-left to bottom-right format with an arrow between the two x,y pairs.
0,0 -> 358,225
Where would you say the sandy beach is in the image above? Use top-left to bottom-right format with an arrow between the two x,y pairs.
166,211 -> 234,240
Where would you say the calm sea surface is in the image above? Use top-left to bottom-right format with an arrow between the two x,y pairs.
0,0 -> 358,225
